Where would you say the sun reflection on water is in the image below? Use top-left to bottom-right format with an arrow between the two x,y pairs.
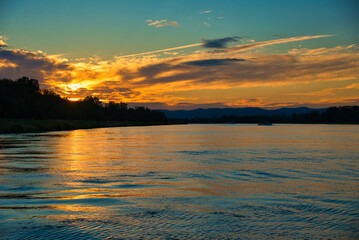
0,124 -> 358,239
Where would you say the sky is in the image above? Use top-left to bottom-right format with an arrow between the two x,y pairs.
0,0 -> 359,109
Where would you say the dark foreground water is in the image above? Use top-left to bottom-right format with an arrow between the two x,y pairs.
0,124 -> 358,239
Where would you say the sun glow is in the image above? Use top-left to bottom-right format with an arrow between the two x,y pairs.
66,83 -> 83,91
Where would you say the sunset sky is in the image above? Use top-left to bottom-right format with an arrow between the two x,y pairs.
0,0 -> 358,109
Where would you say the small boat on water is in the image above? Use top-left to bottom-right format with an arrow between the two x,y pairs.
258,121 -> 272,126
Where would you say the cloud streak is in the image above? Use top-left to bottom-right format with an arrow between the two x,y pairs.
116,43 -> 202,58
146,19 -> 181,28
117,35 -> 331,58
119,50 -> 359,90
147,20 -> 166,26
156,21 -> 181,28
200,10 -> 212,14
214,35 -> 334,54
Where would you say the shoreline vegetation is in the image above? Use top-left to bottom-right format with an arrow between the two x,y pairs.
1,77 -> 358,134
0,119 -> 174,134
0,77 -> 169,134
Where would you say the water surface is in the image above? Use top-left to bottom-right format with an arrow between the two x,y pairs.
0,124 -> 358,239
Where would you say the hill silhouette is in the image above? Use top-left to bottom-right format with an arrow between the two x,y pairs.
160,107 -> 326,119
161,106 -> 359,124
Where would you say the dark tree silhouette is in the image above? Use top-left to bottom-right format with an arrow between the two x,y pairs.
0,77 -> 167,122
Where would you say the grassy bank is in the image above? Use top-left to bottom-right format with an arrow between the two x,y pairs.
0,119 -> 171,134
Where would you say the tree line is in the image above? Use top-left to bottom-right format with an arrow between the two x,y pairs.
1,77 -> 358,124
0,77 -> 167,122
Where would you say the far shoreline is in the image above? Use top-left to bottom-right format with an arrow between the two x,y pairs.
0,119 -> 181,134
2,119 -> 358,135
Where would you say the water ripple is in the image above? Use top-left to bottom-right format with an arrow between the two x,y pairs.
0,124 -> 358,239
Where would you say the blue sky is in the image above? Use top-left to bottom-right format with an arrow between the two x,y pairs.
0,0 -> 358,109
1,0 -> 358,58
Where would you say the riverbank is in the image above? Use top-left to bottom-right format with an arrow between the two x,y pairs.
0,119 -> 172,134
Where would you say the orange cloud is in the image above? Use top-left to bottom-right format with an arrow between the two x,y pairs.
0,40 -> 7,47
1,35 -> 358,109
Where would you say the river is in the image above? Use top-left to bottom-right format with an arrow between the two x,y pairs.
0,124 -> 358,239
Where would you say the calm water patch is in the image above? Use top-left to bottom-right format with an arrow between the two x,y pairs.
0,124 -> 358,239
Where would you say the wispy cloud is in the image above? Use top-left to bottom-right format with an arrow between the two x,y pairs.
214,35 -> 334,54
147,19 -> 167,26
288,45 -> 355,56
287,82 -> 359,96
116,43 -> 202,58
200,10 -> 212,14
203,22 -> 210,27
156,21 -> 181,28
146,19 -> 181,28
119,48 -> 359,89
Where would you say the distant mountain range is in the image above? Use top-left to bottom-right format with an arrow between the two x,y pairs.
160,107 -> 326,119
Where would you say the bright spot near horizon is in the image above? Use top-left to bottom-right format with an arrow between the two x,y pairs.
66,83 -> 83,92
